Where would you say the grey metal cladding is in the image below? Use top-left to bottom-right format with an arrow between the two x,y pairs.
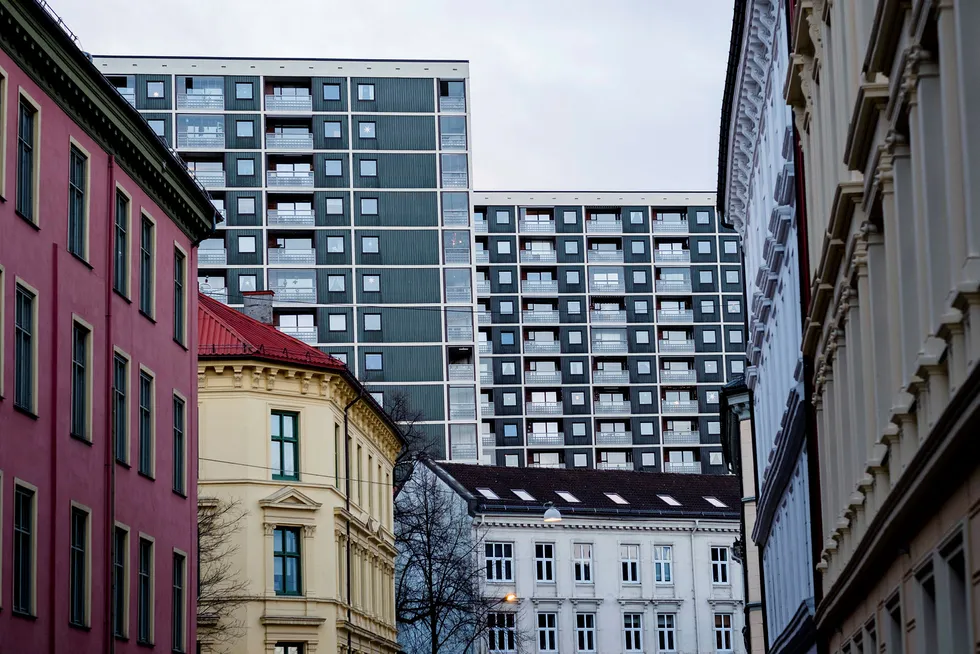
719,237 -> 741,262
312,77 -> 348,112
487,206 -> 515,233
411,423 -> 447,458
631,387 -> 658,413
623,236 -> 651,263
142,112 -> 172,146
224,152 -> 262,187
358,345 -> 443,382
226,191 -> 263,226
227,267 -> 265,304
555,206 -> 582,233
135,74 -> 172,110
315,192 -> 351,227
351,77 -> 435,113
224,76 -> 261,111
224,114 -> 261,150
354,191 -> 438,227
557,236 -> 584,263
688,206 -> 716,233
622,206 -> 649,233
690,236 -> 718,263
317,307 -> 353,343
354,268 -> 441,304
228,229 -> 264,265
695,325 -> 722,352
315,231 -> 351,266
628,327 -> 654,353
352,115 -> 436,150
320,344 -> 353,364
316,269 -> 351,304
355,229 -> 439,265
356,306 -> 441,343
314,115 -> 350,150
353,153 -> 437,189
314,154 -> 351,188
558,266 -> 585,293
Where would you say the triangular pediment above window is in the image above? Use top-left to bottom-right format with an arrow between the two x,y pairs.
258,486 -> 322,511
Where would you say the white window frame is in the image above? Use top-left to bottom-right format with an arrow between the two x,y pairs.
573,543 -> 592,583
624,613 -> 643,651
655,545 -> 673,584
714,613 -> 734,652
575,613 -> 596,652
535,543 -> 555,583
621,544 -> 640,584
711,546 -> 730,585
657,613 -> 677,651
485,542 -> 514,582
537,612 -> 558,651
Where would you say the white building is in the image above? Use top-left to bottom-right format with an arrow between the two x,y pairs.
410,460 -> 745,653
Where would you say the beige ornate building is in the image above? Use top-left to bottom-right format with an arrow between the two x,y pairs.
786,0 -> 980,652
197,291 -> 403,654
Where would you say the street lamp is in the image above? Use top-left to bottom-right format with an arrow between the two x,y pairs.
504,593 -> 518,603
543,501 -> 562,523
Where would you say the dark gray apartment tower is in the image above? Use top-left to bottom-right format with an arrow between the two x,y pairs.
92,56 -> 476,457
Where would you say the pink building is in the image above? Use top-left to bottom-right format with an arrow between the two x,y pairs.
0,1 -> 216,651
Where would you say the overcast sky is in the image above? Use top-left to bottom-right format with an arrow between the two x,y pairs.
51,0 -> 734,192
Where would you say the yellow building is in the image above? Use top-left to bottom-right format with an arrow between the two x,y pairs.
196,291 -> 403,654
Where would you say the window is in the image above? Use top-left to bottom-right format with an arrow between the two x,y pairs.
624,613 -> 643,651
495,210 -> 509,224
137,539 -> 153,643
535,543 -> 555,582
235,158 -> 254,176
563,210 -> 577,224
503,423 -> 518,438
273,527 -> 302,595
147,81 -> 165,98
330,353 -> 347,365
362,275 -> 380,292
271,411 -> 299,480
502,392 -> 517,406
635,300 -> 648,314
325,197 -> 343,215
567,300 -> 581,314
565,240 -> 579,254
700,270 -> 713,284
726,270 -> 740,284
714,613 -> 734,651
234,236 -> 255,255
697,240 -> 711,254
630,210 -> 643,224
236,120 -> 253,137
362,236 -> 379,253
621,544 -> 639,583
500,331 -> 515,345
113,527 -> 128,637
235,82 -> 253,99
705,360 -> 718,374
711,547 -> 730,584
642,451 -> 657,466
113,192 -> 130,295
576,613 -> 596,652
70,322 -> 91,439
12,485 -> 35,615
357,84 -> 375,101
138,372 -> 154,476
327,236 -> 345,253
148,119 -> 165,137
633,270 -> 647,284
654,545 -> 673,583
569,330 -> 582,344
324,159 -> 342,177
498,270 -> 512,285
499,301 -> 513,314
327,314 -> 347,332
364,314 -> 381,331
358,121 -> 376,139
327,275 -> 345,292
638,391 -> 653,405
69,507 -> 89,626
172,552 -> 186,652
113,354 -> 129,462
571,392 -> 585,405
574,543 -> 592,582
239,275 -> 257,292
567,270 -> 580,284
67,146 -> 89,258
365,353 -> 383,370
322,83 -> 341,101
139,217 -> 155,316
708,421 -> 721,435
488,612 -> 516,652
361,198 -> 379,215
237,196 -> 256,215
724,240 -> 738,254
570,361 -> 583,375
702,299 -> 715,313
485,542 -> 513,581
497,240 -> 511,254
573,453 -> 588,466
658,613 -> 677,651
631,240 -> 645,254
324,121 -> 342,139
730,330 -> 743,344
704,330 -> 717,344
727,300 -> 740,314
173,248 -> 187,343
537,613 -> 558,651
709,451 -> 724,465
636,330 -> 650,344
173,396 -> 186,494
638,360 -> 651,375
732,360 -> 745,374
360,159 -> 377,177
501,361 -> 515,376
16,99 -> 37,221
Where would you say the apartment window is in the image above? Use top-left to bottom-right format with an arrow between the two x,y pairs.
633,270 -> 647,284
495,210 -> 509,224
638,360 -> 651,375
362,236 -> 380,253
708,421 -> 721,435
700,270 -> 713,284
173,396 -> 186,495
730,330 -> 743,344
323,275 -> 345,293
324,121 -> 342,138
236,159 -> 254,176
148,119 -> 165,137
631,240 -> 645,254
273,527 -> 302,595
502,392 -> 517,406
112,527 -> 128,637
139,372 -> 153,476
498,270 -> 512,284
726,270 -> 740,284
639,391 -> 653,405
501,361 -> 515,376
500,331 -> 515,345
565,240 -> 579,254
138,539 -> 153,644
271,411 -> 300,480
326,197 -> 343,214
327,236 -> 345,253
655,545 -> 673,583
328,313 -> 346,332
173,249 -> 186,343
357,84 -> 375,101
16,100 -> 37,221
635,300 -> 648,314
324,159 -> 342,177
71,322 -> 91,439
361,198 -> 379,215
570,361 -> 583,375
172,552 -> 186,652
711,547 -> 730,584
14,285 -> 35,411
362,275 -> 380,292
485,542 -> 513,581
497,240 -> 511,254
13,485 -> 35,615
696,210 -> 710,224
705,360 -> 718,374
114,192 -> 130,295
569,330 -> 582,344
724,240 -> 738,254
704,330 -> 717,344
624,613 -> 643,651
640,422 -> 654,436
360,159 -> 377,177
503,423 -> 518,438
237,196 -> 255,215
235,120 -> 253,137
630,210 -> 643,224
621,544 -> 640,583
488,612 -> 516,652
235,82 -> 253,99
365,353 -> 383,370
499,301 -> 513,314
113,354 -> 129,462
697,240 -> 711,254
642,451 -> 656,466
636,330 -> 650,344
358,121 -> 376,138
574,543 -> 592,582
709,451 -> 724,465
239,275 -> 257,292
69,507 -> 89,626
657,613 -> 677,651
576,613 -> 596,652
714,613 -> 734,651
702,299 -> 715,313
563,210 -> 576,224
727,300 -> 740,314
236,236 -> 255,254
323,83 -> 341,101
732,360 -> 745,374
567,270 -> 580,284
364,314 -> 381,331
535,543 -> 554,582
537,613 -> 558,651
568,300 -> 581,314
571,392 -> 585,406
573,453 -> 588,466
139,217 -> 155,316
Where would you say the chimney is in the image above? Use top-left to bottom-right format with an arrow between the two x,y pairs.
242,290 -> 274,324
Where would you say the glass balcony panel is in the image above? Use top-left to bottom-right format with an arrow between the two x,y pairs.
480,402 -> 495,416
652,220 -> 690,233
657,309 -> 695,323
442,171 -> 468,188
448,364 -> 474,381
591,341 -> 628,353
521,280 -> 559,294
527,432 -> 564,446
527,461 -> 564,469
597,461 -> 633,471
664,461 -> 702,474
177,132 -> 224,149
586,220 -> 623,233
590,310 -> 627,323
190,170 -> 226,189
594,400 -> 631,413
523,341 -> 560,354
522,310 -> 559,323
660,369 -> 697,384
658,339 -> 696,353
477,311 -> 492,325
478,341 -> 493,354
441,134 -> 467,150
450,443 -> 478,461
267,133 -> 314,149
449,403 -> 476,420
268,248 -> 316,265
445,247 -> 471,264
519,250 -> 557,263
474,220 -> 488,233
662,430 -> 700,445
661,400 -> 699,414
654,249 -> 691,263
587,250 -> 624,263
176,93 -> 224,110
481,434 -> 495,448
266,94 -> 313,112
267,171 -> 314,188
198,249 -> 227,265
525,402 -> 563,415
518,220 -> 556,233
446,287 -> 472,303
268,209 -> 315,226
480,372 -> 493,384
588,281 -> 625,293
200,288 -> 228,304
655,280 -> 693,293
475,251 -> 490,264
524,371 -> 562,385
278,326 -> 318,344
443,210 -> 470,226
440,96 -> 466,112
476,280 -> 491,296
593,370 -> 629,384
595,431 -> 632,445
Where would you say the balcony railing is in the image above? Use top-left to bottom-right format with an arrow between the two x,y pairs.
480,372 -> 493,385
117,88 -> 136,106
445,248 -> 471,264
268,210 -> 315,226
662,430 -> 700,445
525,402 -> 563,416
480,402 -> 495,416
441,134 -> 466,150
267,171 -> 314,188
586,219 -> 623,233
656,280 -> 693,293
593,370 -> 629,384
448,364 -> 474,381
527,432 -> 564,446
278,326 -> 318,345
587,250 -> 624,263
443,209 -> 469,226
661,400 -> 699,414
528,462 -> 564,469
176,93 -> 224,110
522,310 -> 559,323
591,341 -> 628,353
659,339 -> 695,353
449,403 -> 476,420
216,208 -> 227,222
448,325 -> 474,342
442,172 -> 468,188
595,431 -> 632,445
198,249 -> 227,265
518,220 -> 556,233
660,369 -> 697,384
478,342 -> 493,354
595,400 -> 631,414
272,287 -> 316,303
664,461 -> 702,474
521,280 -> 559,294
475,251 -> 490,264
477,311 -> 492,325
590,310 -> 626,323
654,250 -> 691,263
200,288 -> 228,304
268,248 -> 316,265
520,250 -> 557,263
177,132 -> 224,149
476,280 -> 491,296
446,287 -> 472,303
440,96 -> 466,112
524,341 -> 560,354
524,371 -> 562,385
267,133 -> 314,149
474,220 -> 488,233
450,444 -> 478,461
265,94 -> 313,112
190,170 -> 226,189
657,309 -> 694,323
481,434 -> 496,448
652,220 -> 689,233
589,281 -> 625,293
597,461 -> 634,471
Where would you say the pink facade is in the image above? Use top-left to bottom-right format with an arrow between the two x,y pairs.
0,2 -> 215,651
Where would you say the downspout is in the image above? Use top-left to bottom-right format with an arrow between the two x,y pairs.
49,242 -> 59,654
344,387 -> 365,654
689,519 -> 701,651
105,155 -> 117,654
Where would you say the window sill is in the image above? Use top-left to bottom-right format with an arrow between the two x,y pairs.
138,470 -> 156,482
14,404 -> 38,420
137,639 -> 155,649
70,433 -> 93,446
16,211 -> 40,230
114,633 -> 129,642
70,252 -> 94,270
113,288 -> 132,304
69,620 -> 91,631
139,310 -> 156,324
11,609 -> 36,620
173,338 -> 188,352
173,489 -> 187,499
116,458 -> 131,469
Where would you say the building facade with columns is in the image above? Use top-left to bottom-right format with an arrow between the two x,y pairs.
197,292 -> 403,654
785,0 -> 980,652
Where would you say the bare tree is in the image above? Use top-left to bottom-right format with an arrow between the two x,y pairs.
383,388 -> 439,484
197,497 -> 249,654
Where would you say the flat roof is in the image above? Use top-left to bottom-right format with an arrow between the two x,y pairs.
91,55 -> 469,78
472,190 -> 716,206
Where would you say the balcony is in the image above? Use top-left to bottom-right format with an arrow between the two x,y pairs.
527,432 -> 564,446
595,400 -> 631,414
200,288 -> 228,304
117,88 -> 136,106
654,250 -> 692,263
518,220 -> 556,233
477,311 -> 491,325
267,133 -> 314,150
659,339 -> 695,353
597,461 -> 634,471
520,250 -> 557,264
278,326 -> 318,345
528,462 -> 564,469
272,286 -> 316,304
177,132 -> 224,149
480,402 -> 495,416
449,403 -> 476,420
475,251 -> 490,264
440,96 -> 466,112
266,94 -> 313,112
448,325 -> 474,342
442,172 -> 468,188
446,287 -> 472,303
267,171 -> 314,188
587,250 -> 624,263
661,400 -> 699,414
198,249 -> 227,265
445,247 -> 471,264
655,280 -> 693,293
268,209 -> 315,226
474,219 -> 488,233
268,248 -> 316,265
593,370 -> 629,384
525,402 -> 563,416
522,310 -> 559,323
478,341 -> 493,354
591,341 -> 628,353
476,280 -> 491,296
589,281 -> 625,293
176,93 -> 224,110
480,371 -> 493,385
590,310 -> 626,323
523,341 -> 560,354
595,431 -> 632,445
660,369 -> 697,384
190,170 -> 226,189
662,430 -> 700,445
524,371 -> 562,385
444,209 -> 470,226
586,219 -> 623,233
441,134 -> 466,150
481,434 -> 496,448
448,364 -> 475,381
652,220 -> 689,233
657,309 -> 694,323
450,443 -> 478,461
521,280 -> 559,294
664,461 -> 702,474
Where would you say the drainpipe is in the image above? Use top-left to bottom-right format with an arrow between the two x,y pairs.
49,242 -> 59,654
344,387 -> 365,654
689,519 -> 701,652
105,155 -> 117,654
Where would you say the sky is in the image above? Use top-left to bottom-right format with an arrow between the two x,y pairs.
50,0 -> 735,192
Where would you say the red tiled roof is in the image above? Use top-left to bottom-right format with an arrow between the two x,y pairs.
197,293 -> 346,373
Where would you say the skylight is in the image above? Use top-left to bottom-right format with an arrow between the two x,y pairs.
512,489 -> 535,501
605,493 -> 629,505
704,496 -> 728,508
555,491 -> 580,503
476,488 -> 500,500
658,494 -> 681,507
